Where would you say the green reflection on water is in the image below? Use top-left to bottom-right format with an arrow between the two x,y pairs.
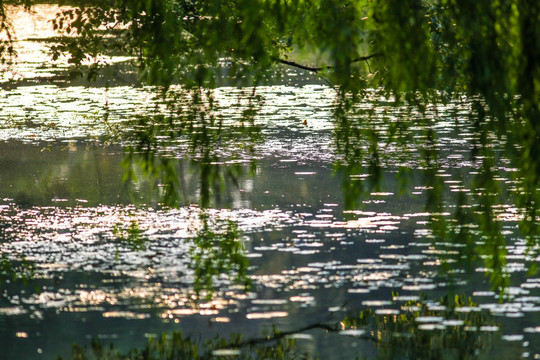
1,4 -> 538,357
342,294 -> 500,360
107,84 -> 540,297
0,140 -> 160,207
330,93 -> 538,293
60,331 -> 308,360
113,217 -> 147,258
117,88 -> 262,208
0,253 -> 34,285
190,212 -> 252,298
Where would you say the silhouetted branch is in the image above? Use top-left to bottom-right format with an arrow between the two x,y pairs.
216,320 -> 377,352
238,322 -> 341,346
277,53 -> 381,73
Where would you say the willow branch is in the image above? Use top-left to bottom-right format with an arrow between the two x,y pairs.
277,53 -> 381,73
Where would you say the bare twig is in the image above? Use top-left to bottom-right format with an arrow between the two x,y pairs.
277,53 -> 381,73
217,320 -> 377,351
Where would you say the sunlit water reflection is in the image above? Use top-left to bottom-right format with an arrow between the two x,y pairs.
0,6 -> 539,360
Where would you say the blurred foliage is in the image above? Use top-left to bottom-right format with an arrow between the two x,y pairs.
113,217 -> 147,257
116,87 -> 262,208
11,0 -> 533,231
332,95 -> 517,292
1,1 -> 535,100
0,253 -> 35,284
109,208 -> 251,298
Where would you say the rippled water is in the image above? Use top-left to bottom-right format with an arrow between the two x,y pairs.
1,6 -> 539,360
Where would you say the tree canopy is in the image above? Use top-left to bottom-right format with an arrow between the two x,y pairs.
1,1 -> 537,100
5,0 -> 533,169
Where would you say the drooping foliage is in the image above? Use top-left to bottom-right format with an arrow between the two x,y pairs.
0,0 -> 539,288
2,0 -> 531,150
0,0 -> 535,113
0,0 -> 536,134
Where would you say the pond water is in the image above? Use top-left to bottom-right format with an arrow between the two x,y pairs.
1,6 -> 540,360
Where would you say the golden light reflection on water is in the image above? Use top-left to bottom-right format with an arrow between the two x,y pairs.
6,5 -> 65,39
103,311 -> 149,319
246,311 -> 288,319
3,5 -> 133,83
79,290 -> 118,306
2,5 -> 67,81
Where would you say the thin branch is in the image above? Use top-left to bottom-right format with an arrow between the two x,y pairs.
349,53 -> 382,64
217,320 -> 377,351
277,53 -> 381,73
237,322 -> 341,347
277,59 -> 324,72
